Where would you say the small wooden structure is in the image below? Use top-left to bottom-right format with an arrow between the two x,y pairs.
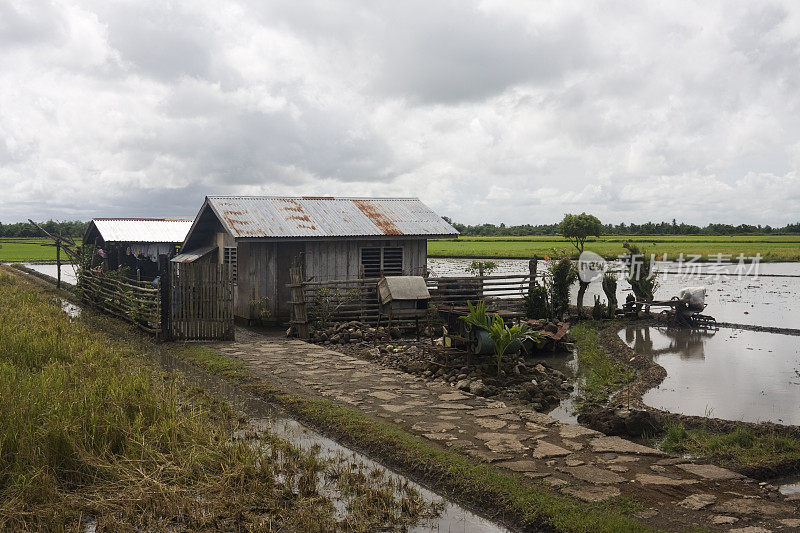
377,276 -> 430,327
176,196 -> 458,323
83,218 -> 193,280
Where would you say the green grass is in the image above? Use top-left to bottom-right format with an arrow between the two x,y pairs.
657,421 -> 800,473
571,322 -> 635,406
428,235 -> 800,261
172,343 -> 656,533
0,238 -> 57,262
0,270 -> 440,531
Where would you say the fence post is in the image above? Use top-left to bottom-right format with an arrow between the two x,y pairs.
158,254 -> 171,340
529,255 -> 539,296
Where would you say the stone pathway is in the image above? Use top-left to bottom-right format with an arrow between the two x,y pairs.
208,329 -> 799,532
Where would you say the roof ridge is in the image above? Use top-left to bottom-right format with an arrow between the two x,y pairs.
206,196 -> 420,201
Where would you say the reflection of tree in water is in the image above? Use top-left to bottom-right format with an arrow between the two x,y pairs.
625,326 -> 716,360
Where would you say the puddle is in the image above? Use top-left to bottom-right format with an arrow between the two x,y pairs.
524,348 -> 581,425
60,298 -> 81,318
429,259 -> 800,330
154,352 -> 511,533
778,477 -> 800,495
620,326 -> 800,425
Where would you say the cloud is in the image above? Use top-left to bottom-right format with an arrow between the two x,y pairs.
0,0 -> 799,227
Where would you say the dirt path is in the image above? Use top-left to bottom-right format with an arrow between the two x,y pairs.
210,329 -> 798,532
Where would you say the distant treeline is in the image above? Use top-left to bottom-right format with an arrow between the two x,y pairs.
443,217 -> 800,237
0,220 -> 88,238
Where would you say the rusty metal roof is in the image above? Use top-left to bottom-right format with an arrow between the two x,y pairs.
205,196 -> 459,239
87,218 -> 194,243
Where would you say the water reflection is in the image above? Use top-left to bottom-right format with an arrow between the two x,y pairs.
624,326 -> 717,360
620,326 -> 800,425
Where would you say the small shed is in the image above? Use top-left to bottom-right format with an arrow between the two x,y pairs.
83,218 -> 193,280
177,196 -> 459,322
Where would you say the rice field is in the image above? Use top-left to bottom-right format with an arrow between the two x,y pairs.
0,238 -> 58,262
428,235 -> 800,261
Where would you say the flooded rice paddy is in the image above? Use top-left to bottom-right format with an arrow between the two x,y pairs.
428,258 -> 800,330
620,326 -> 800,425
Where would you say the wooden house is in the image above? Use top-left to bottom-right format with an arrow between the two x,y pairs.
175,196 -> 458,322
83,218 -> 193,280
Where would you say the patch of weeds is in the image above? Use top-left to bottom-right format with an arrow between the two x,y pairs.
657,421 -> 800,471
571,322 -> 635,407
170,344 -> 247,379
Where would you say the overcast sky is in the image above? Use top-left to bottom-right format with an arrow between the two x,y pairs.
1,1 -> 799,226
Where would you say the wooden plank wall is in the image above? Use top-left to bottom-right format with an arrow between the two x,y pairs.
170,262 -> 234,341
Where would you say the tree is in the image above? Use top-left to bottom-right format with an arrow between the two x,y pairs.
558,213 -> 602,315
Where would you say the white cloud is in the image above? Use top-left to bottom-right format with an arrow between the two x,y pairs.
0,0 -> 799,226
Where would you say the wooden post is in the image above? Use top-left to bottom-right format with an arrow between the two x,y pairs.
289,254 -> 310,340
56,239 -> 61,289
158,255 -> 171,340
528,255 -> 538,295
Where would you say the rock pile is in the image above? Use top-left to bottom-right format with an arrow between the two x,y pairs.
309,321 -> 401,345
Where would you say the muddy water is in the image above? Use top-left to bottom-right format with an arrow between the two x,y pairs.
620,326 -> 800,425
428,259 -> 800,330
154,352 -> 511,533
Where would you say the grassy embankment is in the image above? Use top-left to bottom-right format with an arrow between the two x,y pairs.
0,238 -> 57,262
570,322 -> 635,407
172,343 -> 655,533
429,235 -> 800,261
0,270 -> 440,531
571,320 -> 800,476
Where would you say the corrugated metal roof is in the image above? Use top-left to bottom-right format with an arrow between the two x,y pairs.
171,245 -> 217,263
205,196 -> 459,238
90,218 -> 194,243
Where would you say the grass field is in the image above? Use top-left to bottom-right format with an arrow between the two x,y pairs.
428,235 -> 800,261
0,238 -> 58,262
0,270 -> 439,531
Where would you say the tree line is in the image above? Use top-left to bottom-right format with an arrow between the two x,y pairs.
442,217 -> 800,237
0,220 -> 88,238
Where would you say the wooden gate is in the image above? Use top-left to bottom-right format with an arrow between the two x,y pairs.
169,262 -> 234,340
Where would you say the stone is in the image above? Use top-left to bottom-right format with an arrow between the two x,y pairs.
678,493 -> 717,510
368,391 -> 398,400
471,407 -> 512,417
424,433 -> 457,441
728,528 -> 772,533
677,463 -> 744,481
439,391 -> 469,401
560,465 -> 626,484
412,421 -> 457,433
607,465 -> 629,473
710,515 -> 738,525
455,379 -> 471,391
432,403 -> 473,410
519,411 -> 559,426
713,498 -> 795,516
589,436 -> 666,456
655,457 -> 690,466
778,519 -> 800,528
542,477 -> 569,487
635,474 -> 698,486
530,441 -> 572,459
565,459 -> 585,467
497,460 -> 540,473
634,509 -> 658,519
475,418 -> 507,430
485,438 -> 528,454
561,485 -> 621,502
380,404 -> 410,413
559,425 -> 602,439
562,439 -> 584,451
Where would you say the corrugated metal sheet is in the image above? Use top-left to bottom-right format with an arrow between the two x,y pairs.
171,245 -> 217,263
91,218 -> 193,243
206,196 -> 459,238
